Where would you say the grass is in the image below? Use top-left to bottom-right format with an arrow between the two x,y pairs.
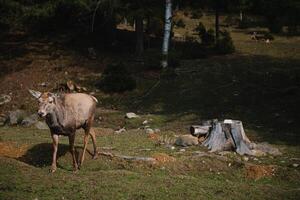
0,13 -> 300,200
0,127 -> 300,200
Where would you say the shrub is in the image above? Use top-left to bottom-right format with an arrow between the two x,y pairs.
194,22 -> 206,36
201,29 -> 215,46
174,18 -> 185,28
23,0 -> 90,32
97,63 -> 136,93
216,30 -> 235,54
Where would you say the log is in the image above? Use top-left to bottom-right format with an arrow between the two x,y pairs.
190,125 -> 211,137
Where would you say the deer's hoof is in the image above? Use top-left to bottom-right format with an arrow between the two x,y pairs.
49,167 -> 57,173
92,154 -> 98,160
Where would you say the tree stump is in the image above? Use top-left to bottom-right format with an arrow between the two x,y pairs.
194,119 -> 254,155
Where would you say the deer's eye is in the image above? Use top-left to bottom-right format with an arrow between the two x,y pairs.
49,100 -> 53,104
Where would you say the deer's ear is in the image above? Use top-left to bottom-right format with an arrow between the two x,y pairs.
28,89 -> 42,99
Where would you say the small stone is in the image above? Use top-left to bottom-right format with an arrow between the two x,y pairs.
142,120 -> 148,125
115,127 -> 126,134
145,128 -> 154,134
154,128 -> 161,133
253,158 -> 259,161
170,146 -> 175,150
35,121 -> 48,130
179,148 -> 186,152
242,156 -> 249,162
228,163 -> 232,167
292,163 -> 299,168
125,112 -> 140,119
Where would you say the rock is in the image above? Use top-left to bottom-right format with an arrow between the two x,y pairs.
115,127 -> 126,134
9,110 -> 27,125
142,120 -> 148,125
154,128 -> 161,133
242,156 -> 249,162
0,94 -> 11,105
0,114 -> 8,126
21,114 -> 39,126
254,142 -> 282,156
175,135 -> 199,147
251,149 -> 266,157
145,128 -> 154,134
39,82 -> 48,87
179,148 -> 186,152
292,163 -> 299,168
125,112 -> 140,119
35,121 -> 48,130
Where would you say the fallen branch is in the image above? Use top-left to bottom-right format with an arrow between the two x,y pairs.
98,151 -> 156,162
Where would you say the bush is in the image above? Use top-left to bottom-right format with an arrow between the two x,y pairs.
22,0 -> 90,32
216,30 -> 235,54
174,18 -> 185,28
201,29 -> 215,46
194,22 -> 206,36
96,63 -> 136,93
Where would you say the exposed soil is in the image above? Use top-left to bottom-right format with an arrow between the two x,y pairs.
245,164 -> 276,180
0,141 -> 28,158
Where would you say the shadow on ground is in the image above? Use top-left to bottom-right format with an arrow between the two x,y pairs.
18,143 -> 70,168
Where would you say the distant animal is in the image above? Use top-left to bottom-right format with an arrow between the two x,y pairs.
29,90 -> 98,173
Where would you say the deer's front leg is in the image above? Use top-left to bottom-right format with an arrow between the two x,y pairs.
50,134 -> 59,173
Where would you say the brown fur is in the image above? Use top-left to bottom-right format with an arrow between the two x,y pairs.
30,90 -> 98,173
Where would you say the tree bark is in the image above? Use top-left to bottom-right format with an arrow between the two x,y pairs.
135,16 -> 144,57
162,0 -> 172,68
240,10 -> 243,22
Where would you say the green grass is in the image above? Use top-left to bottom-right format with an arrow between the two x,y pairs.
0,127 -> 299,200
1,13 -> 300,200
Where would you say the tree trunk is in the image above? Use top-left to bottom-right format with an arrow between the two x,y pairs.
215,2 -> 220,45
135,16 -> 144,57
240,10 -> 243,22
162,0 -> 172,68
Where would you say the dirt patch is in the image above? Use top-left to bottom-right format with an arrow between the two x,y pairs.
152,153 -> 176,164
0,142 -> 28,158
148,133 -> 160,141
245,164 -> 276,180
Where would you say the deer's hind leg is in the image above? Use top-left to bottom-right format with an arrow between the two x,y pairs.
89,128 -> 98,159
68,133 -> 78,172
79,128 -> 90,169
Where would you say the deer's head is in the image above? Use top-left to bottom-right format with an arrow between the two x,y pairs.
29,89 -> 57,118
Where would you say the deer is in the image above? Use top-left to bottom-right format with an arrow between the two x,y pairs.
29,90 -> 98,173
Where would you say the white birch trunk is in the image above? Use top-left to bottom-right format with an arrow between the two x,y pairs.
161,0 -> 172,68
